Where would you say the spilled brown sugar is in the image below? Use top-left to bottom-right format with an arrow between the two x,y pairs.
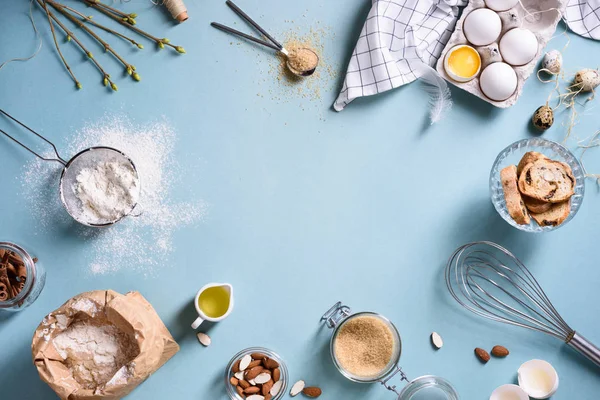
333,315 -> 396,378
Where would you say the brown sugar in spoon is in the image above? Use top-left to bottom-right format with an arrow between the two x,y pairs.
211,0 -> 319,77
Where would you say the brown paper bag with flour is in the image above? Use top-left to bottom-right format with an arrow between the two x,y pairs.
32,290 -> 179,400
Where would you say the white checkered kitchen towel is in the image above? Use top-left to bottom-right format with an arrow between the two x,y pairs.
565,0 -> 600,39
334,0 -> 466,111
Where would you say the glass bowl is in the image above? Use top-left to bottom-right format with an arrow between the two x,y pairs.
225,347 -> 288,400
397,375 -> 459,400
490,138 -> 585,232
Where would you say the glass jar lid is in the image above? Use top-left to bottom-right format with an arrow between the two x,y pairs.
397,375 -> 459,400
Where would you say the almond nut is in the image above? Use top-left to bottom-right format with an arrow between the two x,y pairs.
303,387 -> 322,398
270,380 -> 284,396
196,332 -> 211,347
239,354 -> 253,371
255,373 -> 271,385
232,359 -> 241,373
272,367 -> 281,382
239,379 -> 250,389
246,395 -> 264,400
475,347 -> 491,363
230,377 -> 239,386
491,345 -> 509,357
263,357 -> 279,369
264,394 -> 272,400
244,386 -> 260,394
290,380 -> 305,396
247,359 -> 263,369
246,366 -> 264,380
251,353 -> 266,360
262,380 -> 274,396
236,386 -> 244,397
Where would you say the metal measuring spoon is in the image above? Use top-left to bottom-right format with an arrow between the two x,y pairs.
211,1 -> 319,78
281,47 -> 319,77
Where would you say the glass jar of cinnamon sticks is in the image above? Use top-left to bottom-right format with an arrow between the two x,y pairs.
0,242 -> 45,311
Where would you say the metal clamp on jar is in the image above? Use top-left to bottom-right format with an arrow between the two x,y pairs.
321,302 -> 459,400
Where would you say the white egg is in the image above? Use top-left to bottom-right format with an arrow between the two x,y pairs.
499,28 -> 538,66
485,0 -> 519,11
479,62 -> 518,101
463,9 -> 502,46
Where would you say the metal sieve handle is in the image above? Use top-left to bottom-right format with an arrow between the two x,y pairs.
320,301 -> 351,328
0,108 -> 67,166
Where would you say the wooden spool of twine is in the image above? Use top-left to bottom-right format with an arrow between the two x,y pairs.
164,0 -> 188,23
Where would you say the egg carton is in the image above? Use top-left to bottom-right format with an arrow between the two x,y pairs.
436,0 -> 564,108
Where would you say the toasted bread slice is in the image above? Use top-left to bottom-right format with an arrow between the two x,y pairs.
517,152 -> 548,177
530,200 -> 571,227
523,195 -> 552,213
518,160 -> 575,203
500,165 -> 530,225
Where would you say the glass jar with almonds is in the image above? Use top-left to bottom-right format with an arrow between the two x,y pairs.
225,347 -> 288,400
320,302 -> 459,400
0,241 -> 46,312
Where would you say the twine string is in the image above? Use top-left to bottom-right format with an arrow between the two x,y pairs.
0,0 -> 43,73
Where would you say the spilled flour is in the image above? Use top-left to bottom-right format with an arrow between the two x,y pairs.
21,115 -> 207,276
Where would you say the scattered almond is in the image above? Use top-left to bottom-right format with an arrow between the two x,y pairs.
230,376 -> 239,386
290,380 -> 305,396
430,332 -> 443,349
491,345 -> 509,357
239,354 -> 252,371
475,347 -> 491,363
196,332 -> 211,347
303,387 -> 322,398
270,380 -> 284,396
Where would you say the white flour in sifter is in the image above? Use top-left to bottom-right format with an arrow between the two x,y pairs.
20,114 -> 207,276
74,160 -> 140,225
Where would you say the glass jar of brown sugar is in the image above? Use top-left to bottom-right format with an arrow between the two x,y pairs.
321,302 -> 459,400
0,242 -> 46,312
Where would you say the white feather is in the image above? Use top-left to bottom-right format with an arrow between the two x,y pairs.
417,63 -> 453,124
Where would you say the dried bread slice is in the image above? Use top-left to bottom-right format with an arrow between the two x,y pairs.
500,165 -> 530,225
530,200 -> 571,227
523,195 -> 552,214
517,151 -> 548,177
518,160 -> 575,203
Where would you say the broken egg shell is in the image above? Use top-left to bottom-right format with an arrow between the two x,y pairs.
444,45 -> 482,82
517,359 -> 559,399
541,50 -> 562,75
532,105 -> 554,131
574,69 -> 600,92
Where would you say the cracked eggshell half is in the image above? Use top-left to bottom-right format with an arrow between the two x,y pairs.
517,359 -> 559,399
480,62 -> 518,101
463,8 -> 503,46
500,28 -> 539,66
490,384 -> 529,400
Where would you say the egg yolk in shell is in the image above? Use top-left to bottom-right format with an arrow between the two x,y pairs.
447,46 -> 481,78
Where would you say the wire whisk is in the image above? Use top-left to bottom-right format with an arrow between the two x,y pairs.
446,241 -> 600,367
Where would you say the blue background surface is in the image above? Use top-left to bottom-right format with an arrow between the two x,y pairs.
1,0 -> 599,399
